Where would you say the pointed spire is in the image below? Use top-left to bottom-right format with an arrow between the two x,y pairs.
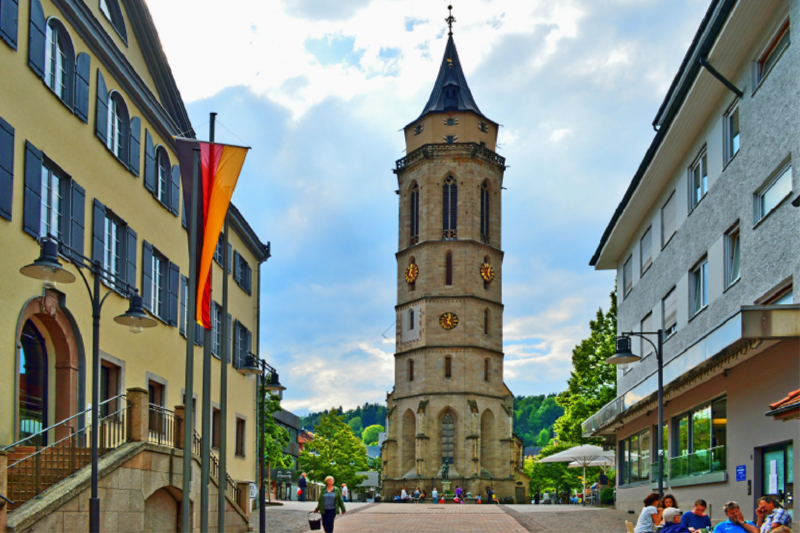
415,6 -> 486,122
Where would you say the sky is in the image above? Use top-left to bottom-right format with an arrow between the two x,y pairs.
146,0 -> 710,415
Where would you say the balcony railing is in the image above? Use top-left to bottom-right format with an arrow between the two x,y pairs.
669,445 -> 726,479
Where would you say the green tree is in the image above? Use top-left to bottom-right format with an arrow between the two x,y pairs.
553,289 -> 617,445
524,442 -> 585,498
536,428 -> 551,447
348,416 -> 363,435
260,392 -> 292,501
362,424 -> 385,445
299,409 -> 369,489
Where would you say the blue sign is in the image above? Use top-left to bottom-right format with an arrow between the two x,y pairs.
736,465 -> 747,482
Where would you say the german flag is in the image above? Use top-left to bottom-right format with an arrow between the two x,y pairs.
176,138 -> 249,329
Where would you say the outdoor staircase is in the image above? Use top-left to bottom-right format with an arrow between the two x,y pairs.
6,442 -> 93,511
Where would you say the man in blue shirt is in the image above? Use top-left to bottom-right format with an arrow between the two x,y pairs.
682,499 -> 713,531
714,501 -> 758,533
756,496 -> 792,532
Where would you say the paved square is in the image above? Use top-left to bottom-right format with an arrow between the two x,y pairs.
330,504 -> 528,533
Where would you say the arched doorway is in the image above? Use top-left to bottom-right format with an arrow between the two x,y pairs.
19,321 -> 48,445
15,290 -> 84,443
401,409 -> 416,476
144,487 -> 180,533
480,409 -> 497,476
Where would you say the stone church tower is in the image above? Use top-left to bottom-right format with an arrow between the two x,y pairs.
382,23 -> 529,502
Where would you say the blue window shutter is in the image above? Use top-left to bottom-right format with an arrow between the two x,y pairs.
74,53 -> 90,123
226,313 -> 232,364
92,199 -> 105,266
125,226 -> 137,292
168,262 -> 179,326
181,193 -> 187,228
95,69 -> 108,144
142,241 -> 153,312
22,141 -> 42,238
128,117 -> 141,176
27,0 -> 44,78
69,180 -> 85,264
179,275 -> 187,337
0,0 -> 19,50
170,165 -> 180,216
233,250 -> 240,284
0,116 -> 14,221
227,243 -> 232,273
143,130 -> 155,193
195,318 -> 204,346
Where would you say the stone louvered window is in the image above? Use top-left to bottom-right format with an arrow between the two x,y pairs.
442,413 -> 454,464
410,183 -> 419,245
480,181 -> 490,244
442,176 -> 457,239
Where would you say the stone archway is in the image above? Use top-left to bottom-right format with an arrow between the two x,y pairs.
16,290 -> 83,442
480,409 -> 497,477
144,487 -> 180,533
400,409 -> 416,476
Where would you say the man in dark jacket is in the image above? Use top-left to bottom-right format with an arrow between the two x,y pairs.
298,472 -> 308,502
662,508 -> 692,533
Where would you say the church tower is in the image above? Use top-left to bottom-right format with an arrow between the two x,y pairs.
383,11 -> 528,502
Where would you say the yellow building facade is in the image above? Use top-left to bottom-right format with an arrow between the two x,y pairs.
0,0 -> 268,495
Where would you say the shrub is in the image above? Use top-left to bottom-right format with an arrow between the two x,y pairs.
600,488 -> 615,504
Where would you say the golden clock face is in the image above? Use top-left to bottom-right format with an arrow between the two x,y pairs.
405,263 -> 419,283
439,312 -> 459,330
480,263 -> 495,283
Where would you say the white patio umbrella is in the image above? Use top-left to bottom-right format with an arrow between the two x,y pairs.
538,445 -> 614,504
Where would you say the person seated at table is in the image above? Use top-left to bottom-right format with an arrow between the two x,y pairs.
756,495 -> 792,532
413,488 -> 421,499
420,489 -> 427,499
663,508 -> 692,533
635,493 -> 663,533
682,499 -> 713,532
713,501 -> 758,533
660,494 -> 680,513
394,492 -> 401,503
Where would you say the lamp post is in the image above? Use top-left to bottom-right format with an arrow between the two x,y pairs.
607,329 -> 665,498
19,238 -> 157,533
240,354 -> 285,533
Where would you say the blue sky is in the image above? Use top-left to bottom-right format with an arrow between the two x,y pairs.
147,0 -> 710,414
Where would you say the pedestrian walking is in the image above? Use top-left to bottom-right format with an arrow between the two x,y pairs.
314,475 -> 346,533
298,472 -> 308,502
341,483 -> 349,502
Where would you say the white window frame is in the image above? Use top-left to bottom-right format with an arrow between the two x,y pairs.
40,164 -> 63,241
724,101 -> 740,164
755,164 -> 792,224
663,287 -> 677,338
107,94 -> 122,157
103,213 -> 122,288
156,152 -> 169,205
640,226 -> 653,275
661,191 -> 676,248
724,224 -> 741,288
690,258 -> 708,317
151,253 -> 164,319
757,18 -> 791,85
211,302 -> 222,356
688,148 -> 708,211
44,22 -> 67,101
623,255 -> 633,297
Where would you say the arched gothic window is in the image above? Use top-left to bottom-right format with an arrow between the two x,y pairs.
445,355 -> 452,379
409,309 -> 414,330
442,176 -> 457,239
44,19 -> 75,104
484,308 -> 489,335
408,359 -> 414,382
484,358 -> 490,382
107,92 -> 130,162
445,251 -> 453,286
442,413 -> 455,464
410,182 -> 419,245
480,181 -> 490,244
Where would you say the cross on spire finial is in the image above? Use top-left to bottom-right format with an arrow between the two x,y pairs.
445,5 -> 456,36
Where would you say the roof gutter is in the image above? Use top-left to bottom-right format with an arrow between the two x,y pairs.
590,0 -> 738,267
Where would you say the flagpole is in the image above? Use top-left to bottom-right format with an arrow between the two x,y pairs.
200,114 -> 216,532
182,147 -> 201,533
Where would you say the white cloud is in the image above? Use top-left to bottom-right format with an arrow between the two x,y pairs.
549,128 -> 572,142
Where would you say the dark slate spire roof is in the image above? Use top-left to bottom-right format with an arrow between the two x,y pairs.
416,35 -> 486,121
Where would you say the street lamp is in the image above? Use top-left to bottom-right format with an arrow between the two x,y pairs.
242,354 -> 285,533
20,238 -> 157,533
607,330 -> 665,498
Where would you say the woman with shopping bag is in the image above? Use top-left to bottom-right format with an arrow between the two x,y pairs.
314,475 -> 346,533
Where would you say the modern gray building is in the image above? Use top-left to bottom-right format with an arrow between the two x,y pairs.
584,0 -> 799,523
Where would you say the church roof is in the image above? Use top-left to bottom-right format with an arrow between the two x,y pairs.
415,34 -> 488,122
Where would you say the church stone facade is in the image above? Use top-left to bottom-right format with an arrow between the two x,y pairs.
382,32 -> 529,502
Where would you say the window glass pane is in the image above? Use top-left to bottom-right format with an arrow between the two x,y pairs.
712,397 -> 727,449
640,430 -> 651,482
692,405 -> 712,452
677,415 -> 689,456
691,267 -> 702,314
630,433 -> 639,482
662,193 -> 676,246
730,107 -> 740,156
762,167 -> 792,217
761,25 -> 790,79
640,227 -> 652,272
641,313 -> 653,356
623,256 -> 632,296
727,229 -> 740,285
774,290 -> 794,305
663,289 -> 677,334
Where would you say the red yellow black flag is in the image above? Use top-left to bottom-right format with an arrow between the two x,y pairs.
176,138 -> 249,329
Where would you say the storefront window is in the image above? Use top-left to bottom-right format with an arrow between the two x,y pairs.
620,428 -> 652,485
669,397 -> 727,478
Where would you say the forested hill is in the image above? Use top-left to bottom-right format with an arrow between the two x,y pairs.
299,394 -> 563,448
